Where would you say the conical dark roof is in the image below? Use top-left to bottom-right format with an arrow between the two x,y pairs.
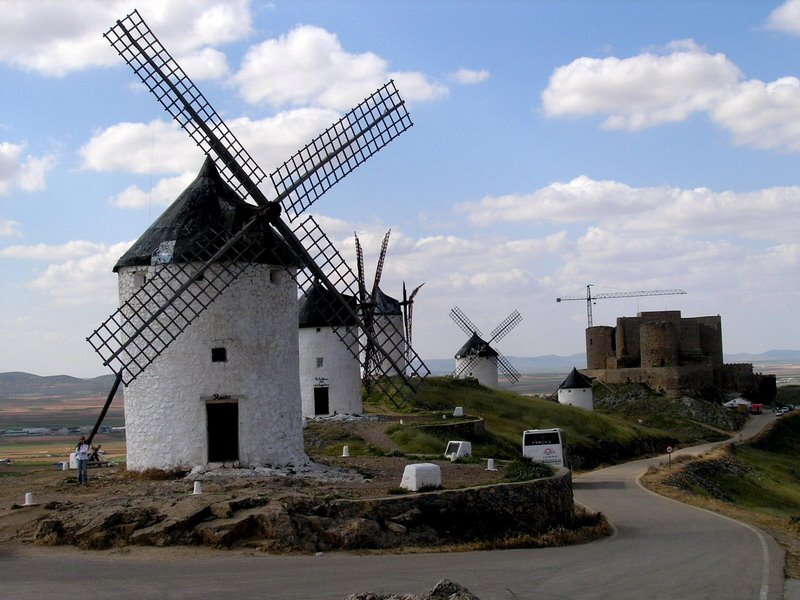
374,287 -> 401,316
559,367 -> 594,389
114,156 -> 298,272
455,332 -> 498,359
299,282 -> 357,328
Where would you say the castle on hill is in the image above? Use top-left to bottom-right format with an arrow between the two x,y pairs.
583,310 -> 775,401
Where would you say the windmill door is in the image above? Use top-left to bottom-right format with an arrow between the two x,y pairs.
314,387 -> 330,415
206,401 -> 239,462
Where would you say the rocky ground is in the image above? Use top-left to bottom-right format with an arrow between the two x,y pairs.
0,454 -> 510,549
0,411 -> 527,551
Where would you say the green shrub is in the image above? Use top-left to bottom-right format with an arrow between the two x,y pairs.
504,458 -> 554,482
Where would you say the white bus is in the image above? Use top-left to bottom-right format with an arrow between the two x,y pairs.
522,428 -> 568,468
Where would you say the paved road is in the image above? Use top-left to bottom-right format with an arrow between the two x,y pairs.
0,415 -> 786,600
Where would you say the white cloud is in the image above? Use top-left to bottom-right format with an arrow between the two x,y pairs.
232,25 -> 446,109
456,176 -> 800,244
0,141 -> 56,195
456,176 -> 663,225
0,0 -> 252,78
765,0 -> 800,35
0,240 -> 110,260
79,121 -> 199,175
29,241 -> 134,305
177,47 -> 230,80
81,107 -> 344,207
449,68 -> 490,84
0,218 -> 21,237
711,77 -> 800,152
108,173 -> 196,209
541,40 -> 740,130
541,38 -> 800,152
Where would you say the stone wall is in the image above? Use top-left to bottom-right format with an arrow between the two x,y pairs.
312,467 -> 574,548
417,417 -> 486,440
585,364 -> 714,392
35,468 -> 575,551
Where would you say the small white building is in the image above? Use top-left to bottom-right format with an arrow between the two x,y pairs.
298,283 -> 362,417
557,367 -> 594,410
455,332 -> 499,388
117,157 -> 307,471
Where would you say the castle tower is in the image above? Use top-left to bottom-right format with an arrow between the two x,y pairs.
116,158 -> 306,470
455,332 -> 499,388
298,284 -> 362,417
557,367 -> 594,410
586,326 -> 615,369
640,321 -> 679,368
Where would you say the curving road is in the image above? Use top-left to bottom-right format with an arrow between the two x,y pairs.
0,415 -> 787,600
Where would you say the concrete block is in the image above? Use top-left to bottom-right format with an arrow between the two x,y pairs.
400,463 -> 441,491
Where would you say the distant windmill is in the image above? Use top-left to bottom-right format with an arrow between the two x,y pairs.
84,10 -> 429,470
449,306 -> 522,388
355,230 -> 421,391
557,284 -> 687,327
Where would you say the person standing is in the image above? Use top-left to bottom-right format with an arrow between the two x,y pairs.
75,436 -> 90,484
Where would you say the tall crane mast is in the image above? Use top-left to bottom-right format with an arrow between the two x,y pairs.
556,284 -> 687,327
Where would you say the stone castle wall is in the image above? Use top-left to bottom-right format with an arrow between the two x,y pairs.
584,310 -> 770,398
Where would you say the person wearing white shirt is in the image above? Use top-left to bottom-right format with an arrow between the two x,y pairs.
75,436 -> 91,484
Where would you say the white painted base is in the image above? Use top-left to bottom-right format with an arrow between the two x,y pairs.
558,387 -> 594,410
120,263 -> 307,471
456,356 -> 499,388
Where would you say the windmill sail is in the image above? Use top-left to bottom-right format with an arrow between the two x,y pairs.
91,10 -> 428,404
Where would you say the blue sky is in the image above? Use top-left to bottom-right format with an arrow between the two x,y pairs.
1,0 -> 799,377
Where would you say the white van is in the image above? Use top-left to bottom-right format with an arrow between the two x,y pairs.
522,428 -> 568,468
444,440 -> 472,461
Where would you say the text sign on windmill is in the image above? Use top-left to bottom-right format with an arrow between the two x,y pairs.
86,9 -> 430,448
449,306 -> 522,387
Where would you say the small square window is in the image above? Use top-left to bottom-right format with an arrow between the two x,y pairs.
211,347 -> 227,363
316,357 -> 324,368
133,272 -> 147,287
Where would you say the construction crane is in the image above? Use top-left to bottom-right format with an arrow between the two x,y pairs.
556,284 -> 687,327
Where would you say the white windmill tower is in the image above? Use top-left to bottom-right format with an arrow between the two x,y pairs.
354,230 -> 423,393
298,283 -> 362,417
449,307 -> 522,388
85,11 -> 430,470
556,368 -> 594,410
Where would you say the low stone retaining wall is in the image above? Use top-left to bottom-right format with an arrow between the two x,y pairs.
319,467 -> 574,548
33,469 -> 574,552
415,417 -> 486,440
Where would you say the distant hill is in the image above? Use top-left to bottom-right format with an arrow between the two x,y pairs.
725,350 -> 800,365
0,372 -> 117,399
424,353 -> 587,375
2,348 -> 797,396
425,350 -> 800,376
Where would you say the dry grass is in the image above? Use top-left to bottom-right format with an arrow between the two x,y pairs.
0,434 -> 126,465
352,506 -> 612,554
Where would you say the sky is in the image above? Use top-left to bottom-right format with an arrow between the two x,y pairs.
1,0 -> 799,378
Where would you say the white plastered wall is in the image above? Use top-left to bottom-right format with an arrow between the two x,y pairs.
298,326 -> 362,417
456,356 -> 499,388
119,262 -> 306,471
558,387 -> 594,410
